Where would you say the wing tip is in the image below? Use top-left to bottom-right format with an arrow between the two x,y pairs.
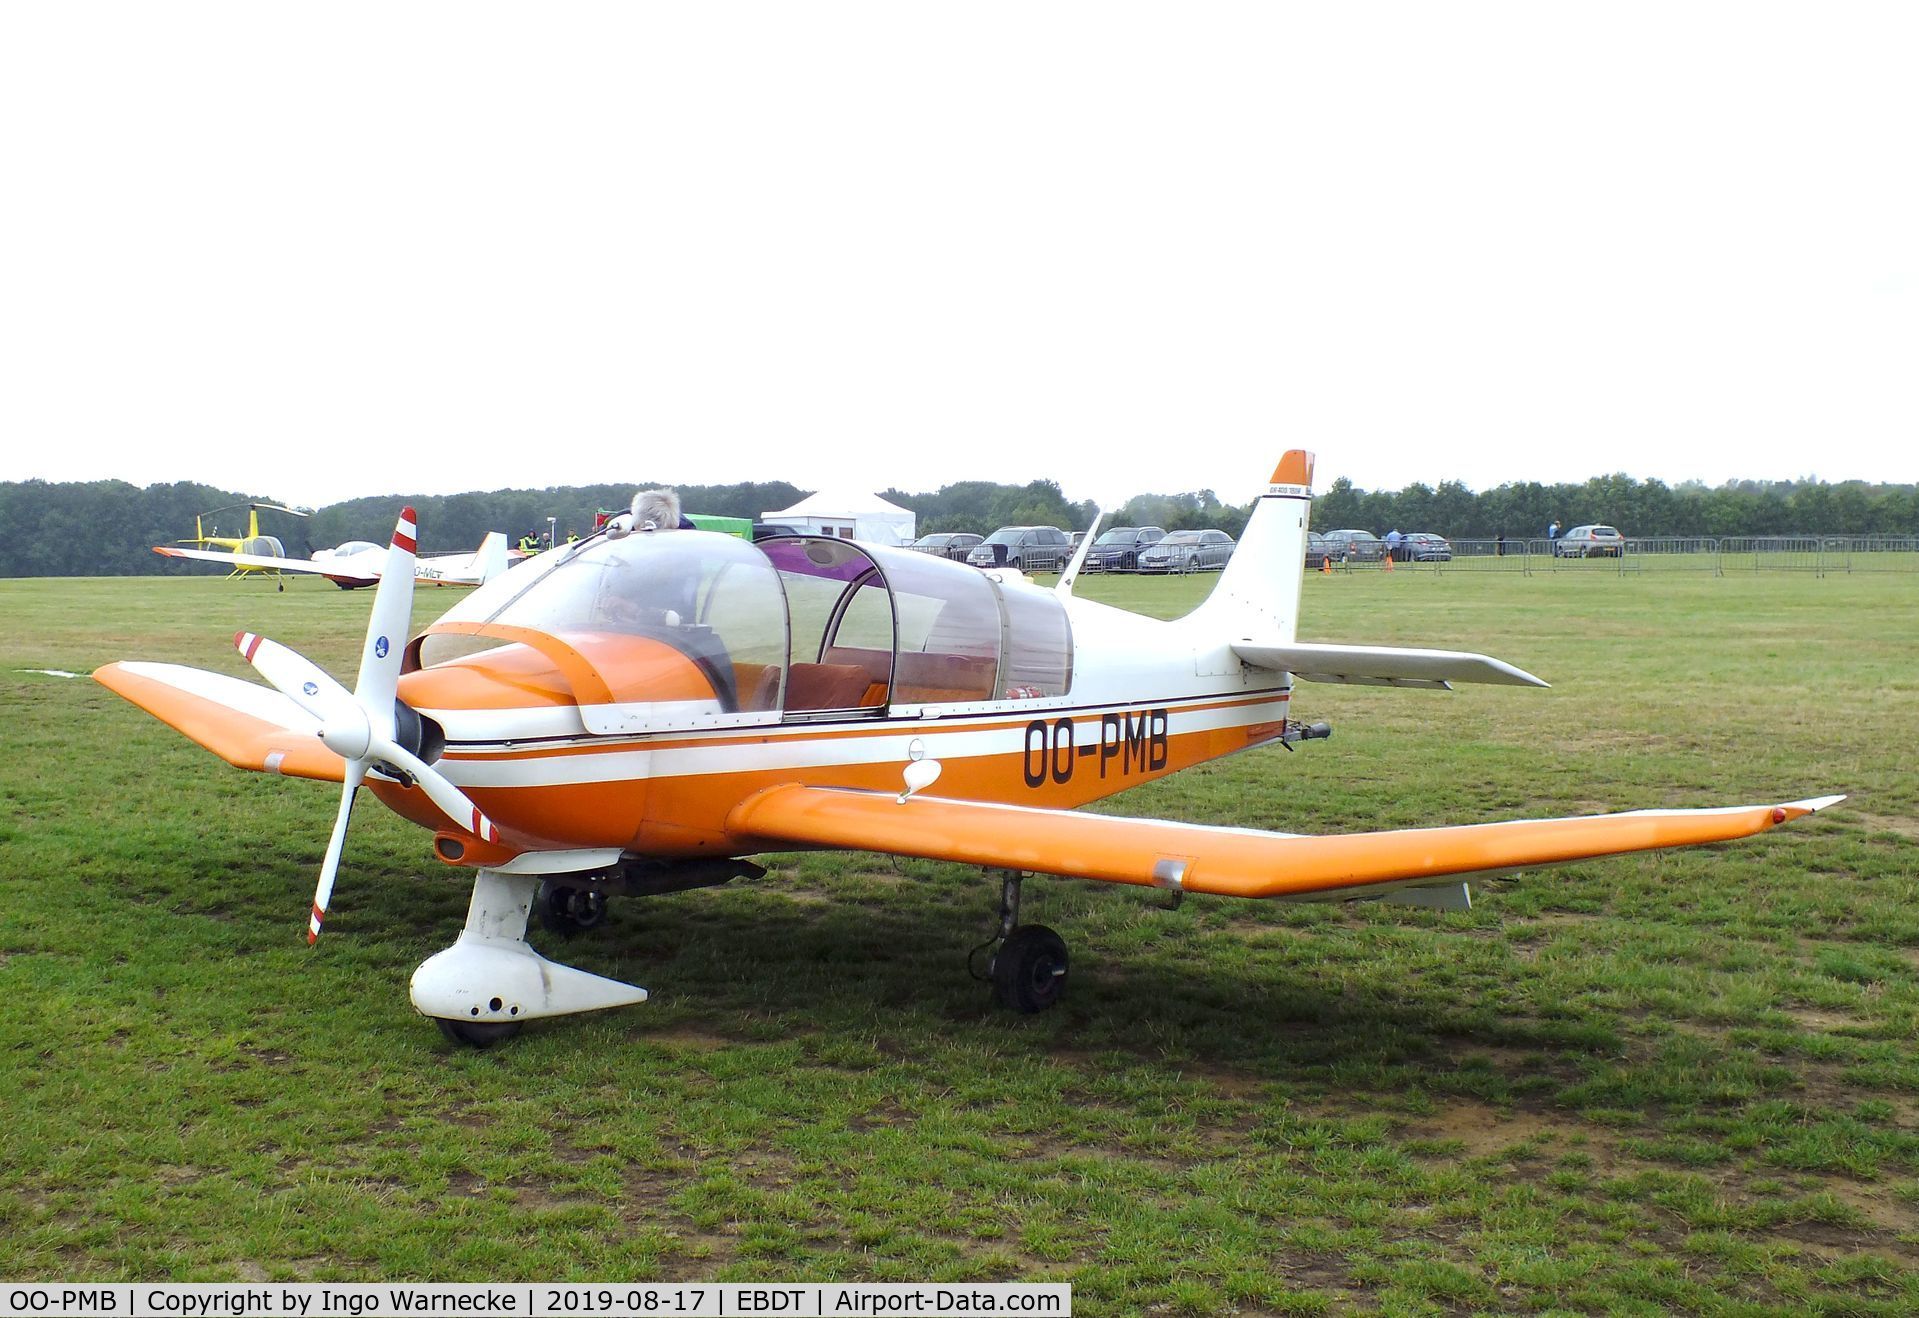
1778,794 -> 1847,821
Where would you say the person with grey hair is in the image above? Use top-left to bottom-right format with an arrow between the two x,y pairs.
631,488 -> 695,532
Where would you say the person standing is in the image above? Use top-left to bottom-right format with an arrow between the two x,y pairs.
1385,528 -> 1404,562
1547,519 -> 1561,544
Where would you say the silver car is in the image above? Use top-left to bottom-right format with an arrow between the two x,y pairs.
967,526 -> 1071,573
1554,524 -> 1626,558
909,532 -> 984,561
1137,529 -> 1235,574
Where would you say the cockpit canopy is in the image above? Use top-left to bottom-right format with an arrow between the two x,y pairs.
411,530 -> 1072,729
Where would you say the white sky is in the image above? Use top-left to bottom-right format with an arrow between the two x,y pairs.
2,3 -> 1914,511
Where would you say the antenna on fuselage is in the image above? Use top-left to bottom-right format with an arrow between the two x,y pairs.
1055,508 -> 1105,597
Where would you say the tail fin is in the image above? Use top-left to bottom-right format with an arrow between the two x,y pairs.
474,532 -> 509,584
1184,450 -> 1314,641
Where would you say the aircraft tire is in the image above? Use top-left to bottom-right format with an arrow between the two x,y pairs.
537,882 -> 609,939
993,924 -> 1068,1013
434,1017 -> 523,1048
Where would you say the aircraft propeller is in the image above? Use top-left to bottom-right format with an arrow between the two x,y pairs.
233,507 -> 500,942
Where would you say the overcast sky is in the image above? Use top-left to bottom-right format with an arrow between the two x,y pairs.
3,3 -> 1913,512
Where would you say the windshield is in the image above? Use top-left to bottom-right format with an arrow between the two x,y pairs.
1093,528 -> 1138,546
981,530 -> 1023,546
415,528 -> 1075,718
1159,532 -> 1201,544
420,530 -> 790,710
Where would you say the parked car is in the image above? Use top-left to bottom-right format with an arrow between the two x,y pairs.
1138,529 -> 1235,574
909,531 -> 984,561
1083,525 -> 1166,573
967,525 -> 1071,572
1320,529 -> 1385,562
751,522 -> 802,540
1399,532 -> 1453,561
1305,532 -> 1332,569
1554,524 -> 1626,558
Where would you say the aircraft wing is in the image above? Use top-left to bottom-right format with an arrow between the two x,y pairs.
728,786 -> 1841,902
155,541 -> 502,586
1233,641 -> 1548,689
154,545 -> 335,575
94,661 -> 345,782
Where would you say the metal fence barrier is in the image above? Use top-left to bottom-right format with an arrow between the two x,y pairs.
1432,538 -> 1528,571
1620,537 -> 1722,573
1829,535 -> 1919,572
1307,535 -> 1919,578
1719,536 -> 1826,574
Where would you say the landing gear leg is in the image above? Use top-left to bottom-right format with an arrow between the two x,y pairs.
410,868 -> 648,1046
970,870 -> 1069,1014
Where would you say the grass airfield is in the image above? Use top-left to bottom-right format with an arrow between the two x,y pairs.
2,565 -> 1917,1313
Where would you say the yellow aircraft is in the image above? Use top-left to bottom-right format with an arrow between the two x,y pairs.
173,502 -> 313,589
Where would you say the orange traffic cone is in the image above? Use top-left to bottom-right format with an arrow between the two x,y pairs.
1320,556 -> 1331,575
1382,549 -> 1394,571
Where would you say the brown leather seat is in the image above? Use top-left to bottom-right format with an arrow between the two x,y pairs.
734,663 -> 781,711
786,662 -> 874,711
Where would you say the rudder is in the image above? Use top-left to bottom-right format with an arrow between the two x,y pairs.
1182,450 -> 1314,642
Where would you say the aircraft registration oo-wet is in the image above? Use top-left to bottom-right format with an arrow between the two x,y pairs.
94,452 -> 1841,1045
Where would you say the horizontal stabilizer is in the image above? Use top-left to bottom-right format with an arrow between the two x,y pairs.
1233,640 -> 1548,689
728,786 -> 1841,902
94,661 -> 345,781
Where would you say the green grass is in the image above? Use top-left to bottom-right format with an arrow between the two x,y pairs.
3,568 -> 1916,1312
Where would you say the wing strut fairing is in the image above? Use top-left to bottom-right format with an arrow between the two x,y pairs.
729,786 -> 1842,902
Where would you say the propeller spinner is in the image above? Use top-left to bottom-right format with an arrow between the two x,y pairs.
234,507 -> 500,942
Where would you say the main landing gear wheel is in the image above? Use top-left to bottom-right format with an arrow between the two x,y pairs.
537,881 -> 609,938
971,870 -> 1070,1014
434,1017 -> 523,1048
992,924 -> 1068,1013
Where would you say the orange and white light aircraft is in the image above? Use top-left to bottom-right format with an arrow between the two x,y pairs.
95,452 -> 1840,1045
155,530 -> 515,590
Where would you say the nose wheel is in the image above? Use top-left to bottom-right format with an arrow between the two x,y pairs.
412,867 -> 648,1047
434,1017 -> 522,1048
971,870 -> 1069,1013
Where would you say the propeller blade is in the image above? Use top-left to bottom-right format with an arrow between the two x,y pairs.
353,506 -> 419,742
234,632 -> 355,724
370,738 -> 502,844
310,759 -> 367,943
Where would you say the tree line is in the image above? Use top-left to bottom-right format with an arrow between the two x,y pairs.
2,471 -> 1914,578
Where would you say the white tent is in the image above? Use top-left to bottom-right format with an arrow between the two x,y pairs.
761,489 -> 916,545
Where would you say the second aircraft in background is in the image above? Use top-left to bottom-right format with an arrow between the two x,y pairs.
155,531 -> 517,589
